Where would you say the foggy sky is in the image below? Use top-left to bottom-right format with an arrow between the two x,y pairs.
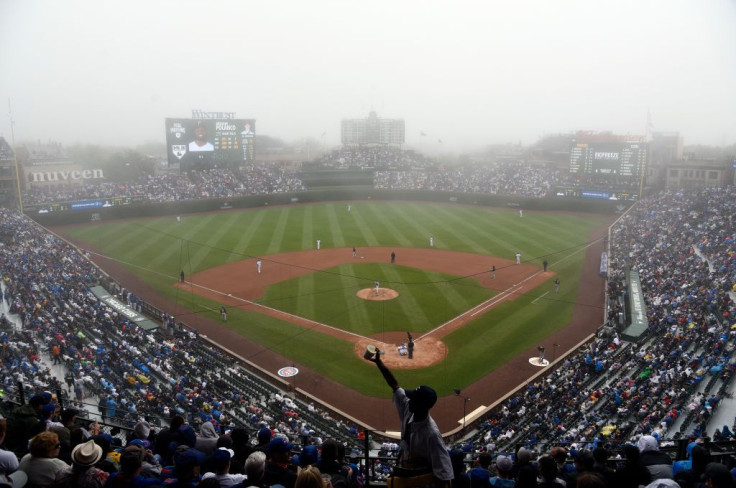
1,0 -> 735,152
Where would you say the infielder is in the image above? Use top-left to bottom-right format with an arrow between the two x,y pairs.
256,259 -> 262,274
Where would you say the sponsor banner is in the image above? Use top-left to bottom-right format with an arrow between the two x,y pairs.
70,200 -> 104,210
27,166 -> 105,185
581,190 -> 610,199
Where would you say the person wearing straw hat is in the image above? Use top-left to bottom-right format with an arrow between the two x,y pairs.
54,439 -> 108,488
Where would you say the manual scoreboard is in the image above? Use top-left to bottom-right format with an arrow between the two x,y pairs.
569,142 -> 647,177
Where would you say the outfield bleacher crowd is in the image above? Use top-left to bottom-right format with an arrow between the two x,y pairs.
373,162 -> 560,198
21,156 -> 643,209
0,185 -> 735,487
373,162 -> 644,199
21,166 -> 307,206
306,146 -> 436,170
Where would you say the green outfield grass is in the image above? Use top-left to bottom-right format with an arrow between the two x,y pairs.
57,202 -> 609,397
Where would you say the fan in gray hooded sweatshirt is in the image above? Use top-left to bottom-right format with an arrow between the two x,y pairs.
195,421 -> 220,456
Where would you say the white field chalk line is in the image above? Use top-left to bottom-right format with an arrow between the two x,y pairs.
532,291 -> 550,305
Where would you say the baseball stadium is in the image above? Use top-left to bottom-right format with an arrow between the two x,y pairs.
53,200 -> 612,433
3,2 -> 736,485
1,124 -> 736,485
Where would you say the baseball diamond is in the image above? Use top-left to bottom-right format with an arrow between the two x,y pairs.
56,201 -> 612,433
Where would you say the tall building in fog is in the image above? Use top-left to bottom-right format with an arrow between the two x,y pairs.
341,111 -> 405,146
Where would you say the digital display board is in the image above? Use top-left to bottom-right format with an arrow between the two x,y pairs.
553,187 -> 638,201
569,142 -> 647,177
26,196 -> 147,214
165,118 -> 256,171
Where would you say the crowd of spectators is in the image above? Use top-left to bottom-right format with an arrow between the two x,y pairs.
374,162 -> 557,198
22,165 -> 307,206
20,155 -> 645,209
0,183 -> 735,487
444,186 -> 736,485
374,162 -> 642,199
306,146 -> 436,170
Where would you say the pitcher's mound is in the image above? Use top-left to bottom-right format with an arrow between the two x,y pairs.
354,335 -> 448,369
357,288 -> 398,301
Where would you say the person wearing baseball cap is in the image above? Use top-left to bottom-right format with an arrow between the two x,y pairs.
200,447 -> 247,487
263,437 -> 297,488
366,349 -> 452,484
490,455 -> 514,487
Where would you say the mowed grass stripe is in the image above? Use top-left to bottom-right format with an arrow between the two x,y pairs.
434,278 -> 480,314
338,264 -> 372,329
430,205 -> 491,254
120,223 -> 185,268
148,215 -> 208,273
510,215 -> 584,261
382,266 -> 432,327
325,205 -> 347,248
488,212 -> 536,254
408,203 -> 472,251
266,208 -> 291,255
229,210 -> 268,262
280,207 -> 309,252
180,213 -> 245,272
89,221 -> 140,252
300,205 -> 314,250
525,217 -> 594,260
363,204 -> 414,247
103,222 -> 159,258
441,206 -> 507,255
350,207 -> 381,247
387,203 -> 436,247
295,269 -> 316,320
405,202 -> 471,250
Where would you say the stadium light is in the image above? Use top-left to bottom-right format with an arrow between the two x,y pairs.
454,388 -> 470,429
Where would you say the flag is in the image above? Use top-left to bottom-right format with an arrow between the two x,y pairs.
420,131 -> 426,136
438,138 -> 442,144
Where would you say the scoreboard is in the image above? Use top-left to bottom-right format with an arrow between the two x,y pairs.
569,142 -> 647,177
165,118 -> 256,171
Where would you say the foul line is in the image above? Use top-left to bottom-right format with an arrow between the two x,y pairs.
186,280 -> 368,341
532,291 -> 549,304
417,241 -> 600,341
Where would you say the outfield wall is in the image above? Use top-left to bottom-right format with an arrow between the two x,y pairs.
26,189 -> 632,226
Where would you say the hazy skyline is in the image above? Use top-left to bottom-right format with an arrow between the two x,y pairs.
1,0 -> 735,152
